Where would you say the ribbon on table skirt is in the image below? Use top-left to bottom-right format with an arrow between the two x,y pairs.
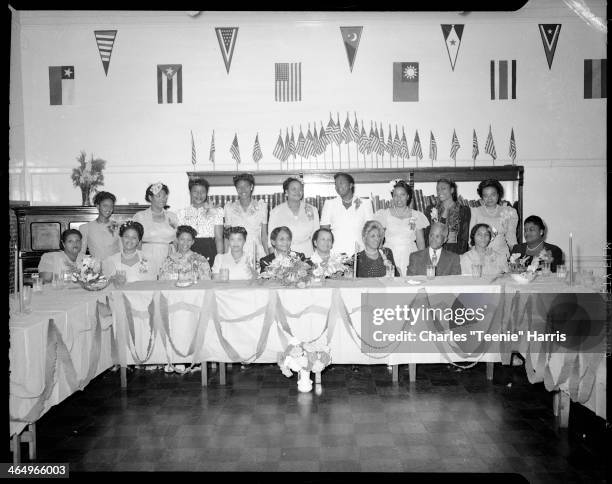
121,293 -> 156,364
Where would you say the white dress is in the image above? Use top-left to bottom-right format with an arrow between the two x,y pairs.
132,208 -> 178,279
268,202 -> 320,257
102,251 -> 156,282
375,208 -> 429,277
469,205 -> 518,259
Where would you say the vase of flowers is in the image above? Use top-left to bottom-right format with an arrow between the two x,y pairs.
508,252 -> 541,284
277,338 -> 332,392
311,254 -> 352,281
71,151 -> 107,206
71,255 -> 109,290
259,252 -> 313,288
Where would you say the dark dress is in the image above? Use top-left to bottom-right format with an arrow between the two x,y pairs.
424,203 -> 471,255
354,247 -> 401,278
192,238 -> 217,267
510,242 -> 564,273
259,251 -> 311,273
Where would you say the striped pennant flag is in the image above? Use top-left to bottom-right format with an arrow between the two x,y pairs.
358,122 -> 369,154
393,127 -> 401,157
342,114 -> 353,144
429,131 -> 437,161
94,30 -> 117,76
411,130 -> 423,160
209,131 -> 216,164
400,128 -> 410,159
472,129 -> 479,161
190,130 -> 197,165
450,129 -> 460,161
484,125 -> 497,160
230,134 -> 241,164
296,128 -> 306,158
284,130 -> 292,161
509,128 -> 517,163
252,134 -> 263,163
272,131 -> 284,161
387,125 -> 394,155
304,126 -> 315,158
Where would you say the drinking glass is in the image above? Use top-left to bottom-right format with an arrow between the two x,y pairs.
556,264 -> 567,279
22,286 -> 32,313
385,263 -> 395,278
541,262 -> 551,275
219,267 -> 230,282
61,269 -> 72,284
52,272 -> 61,288
426,264 -> 436,279
471,264 -> 482,278
31,273 -> 43,292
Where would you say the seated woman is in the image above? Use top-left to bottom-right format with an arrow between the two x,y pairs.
38,229 -> 84,283
460,224 -> 508,276
308,228 -> 348,278
212,226 -> 257,280
159,225 -> 211,281
259,226 -> 309,272
354,220 -> 400,278
510,215 -> 564,272
102,221 -> 157,282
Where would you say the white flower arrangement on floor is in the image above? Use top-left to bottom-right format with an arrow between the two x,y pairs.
277,338 -> 332,378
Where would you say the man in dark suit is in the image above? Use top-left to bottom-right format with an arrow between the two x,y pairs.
407,222 -> 461,276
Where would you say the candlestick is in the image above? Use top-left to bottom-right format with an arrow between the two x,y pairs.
568,232 -> 573,286
18,253 -> 24,313
13,242 -> 18,294
353,242 -> 358,279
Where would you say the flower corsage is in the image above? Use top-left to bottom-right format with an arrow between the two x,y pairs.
430,207 -> 439,223
138,257 -> 149,274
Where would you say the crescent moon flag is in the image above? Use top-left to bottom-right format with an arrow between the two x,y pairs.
340,26 -> 363,72
441,24 -> 464,71
94,30 -> 117,76
538,24 -> 561,70
215,27 -> 239,74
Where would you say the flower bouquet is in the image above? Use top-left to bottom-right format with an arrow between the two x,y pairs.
259,252 -> 313,288
311,254 -> 352,280
71,151 -> 106,206
508,253 -> 540,284
277,338 -> 332,392
71,255 -> 109,290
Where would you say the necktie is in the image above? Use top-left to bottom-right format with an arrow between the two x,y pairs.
431,250 -> 438,267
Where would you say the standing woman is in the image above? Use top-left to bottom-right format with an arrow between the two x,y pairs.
79,191 -> 121,261
176,178 -> 224,266
224,173 -> 270,261
469,179 -> 518,259
374,179 -> 428,277
424,179 -> 471,255
268,177 -> 319,258
132,182 -> 178,279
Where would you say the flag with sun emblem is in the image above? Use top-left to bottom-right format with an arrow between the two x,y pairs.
393,62 -> 419,102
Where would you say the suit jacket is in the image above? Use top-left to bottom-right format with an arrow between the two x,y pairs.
406,248 -> 461,276
259,251 -> 310,273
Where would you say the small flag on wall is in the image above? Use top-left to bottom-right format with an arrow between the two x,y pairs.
340,26 -> 363,72
411,130 -> 423,160
509,128 -> 517,163
393,62 -> 419,102
230,134 -> 241,164
157,64 -> 182,103
215,27 -> 239,74
472,129 -> 479,161
584,59 -> 607,99
490,60 -> 516,100
441,24 -> 464,71
49,66 -> 75,105
429,132 -> 437,162
450,129 -> 460,162
209,131 -> 215,164
538,24 -> 561,69
253,134 -> 263,163
94,30 -> 117,76
275,63 -> 301,102
485,126 -> 497,161
191,130 -> 197,165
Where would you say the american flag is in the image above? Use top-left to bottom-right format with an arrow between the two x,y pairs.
450,129 -> 460,161
313,126 -> 321,155
333,114 -> 343,145
472,129 -> 479,161
411,130 -> 423,160
283,130 -> 292,161
304,126 -> 315,158
429,131 -> 437,161
325,115 -> 338,145
485,125 -> 497,160
230,134 -> 241,164
393,127 -> 401,157
252,134 -> 263,163
190,130 -> 197,165
400,128 -> 410,159
358,123 -> 369,154
275,63 -> 301,102
372,124 -> 381,154
296,128 -> 306,158
378,124 -> 386,155
318,123 -> 328,152
342,114 -> 353,144
272,131 -> 284,160
353,116 -> 360,143
209,131 -> 215,164
386,125 -> 394,155
366,123 -> 375,154
509,128 -> 517,163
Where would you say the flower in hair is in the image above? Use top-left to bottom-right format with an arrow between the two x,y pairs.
150,182 -> 164,195
388,178 -> 404,193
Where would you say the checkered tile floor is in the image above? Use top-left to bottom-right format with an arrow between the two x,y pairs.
12,363 -> 607,480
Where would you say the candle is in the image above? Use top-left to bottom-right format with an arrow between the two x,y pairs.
253,241 -> 257,270
353,242 -> 358,279
568,232 -> 573,286
13,242 -> 18,294
18,252 -> 24,313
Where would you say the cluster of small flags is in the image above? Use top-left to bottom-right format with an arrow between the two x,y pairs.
191,130 -> 265,166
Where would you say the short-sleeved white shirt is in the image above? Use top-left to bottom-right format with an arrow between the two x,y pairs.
320,196 -> 374,255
